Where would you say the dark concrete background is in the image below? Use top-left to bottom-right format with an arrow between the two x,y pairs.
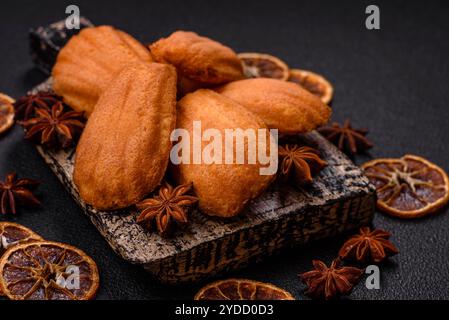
0,0 -> 448,300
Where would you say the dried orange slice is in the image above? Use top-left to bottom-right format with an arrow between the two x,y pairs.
0,93 -> 15,104
0,241 -> 99,300
0,93 -> 15,135
0,222 -> 43,255
0,222 -> 43,296
362,155 -> 449,218
289,69 -> 333,105
194,279 -> 295,300
238,53 -> 289,81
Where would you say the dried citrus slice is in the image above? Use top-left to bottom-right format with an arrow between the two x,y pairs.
194,279 -> 295,300
0,93 -> 15,135
289,69 -> 333,105
362,155 -> 449,218
238,53 -> 289,81
0,222 -> 43,255
0,93 -> 14,104
0,241 -> 99,300
0,222 -> 43,296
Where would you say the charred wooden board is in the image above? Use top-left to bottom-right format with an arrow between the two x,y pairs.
27,20 -> 376,283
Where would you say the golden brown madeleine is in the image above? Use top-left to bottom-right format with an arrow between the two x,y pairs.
216,78 -> 332,135
172,89 -> 275,218
150,31 -> 243,85
52,26 -> 153,116
116,30 -> 154,62
73,63 -> 177,210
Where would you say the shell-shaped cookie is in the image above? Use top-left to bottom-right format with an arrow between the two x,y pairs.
172,89 -> 275,218
150,31 -> 243,85
216,78 -> 332,135
52,26 -> 153,116
73,62 -> 177,210
116,30 -> 154,62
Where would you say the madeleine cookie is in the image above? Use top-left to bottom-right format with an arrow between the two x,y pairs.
52,26 -> 153,116
74,63 -> 177,210
150,31 -> 243,85
216,78 -> 331,135
172,89 -> 275,218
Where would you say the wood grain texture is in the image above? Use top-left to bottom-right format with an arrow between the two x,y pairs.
30,79 -> 375,283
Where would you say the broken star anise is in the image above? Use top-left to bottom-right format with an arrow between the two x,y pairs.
278,145 -> 327,185
13,92 -> 61,120
339,227 -> 399,264
317,119 -> 373,156
0,172 -> 40,214
299,258 -> 363,300
19,102 -> 85,149
136,182 -> 198,238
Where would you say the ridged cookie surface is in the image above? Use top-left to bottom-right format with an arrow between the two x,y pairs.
52,26 -> 153,116
216,78 -> 331,135
116,30 -> 154,62
150,31 -> 243,85
74,63 -> 177,210
172,89 -> 275,218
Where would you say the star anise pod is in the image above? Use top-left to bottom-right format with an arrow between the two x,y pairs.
299,258 -> 363,300
19,102 -> 85,149
317,119 -> 374,156
0,172 -> 41,214
136,182 -> 198,238
278,145 -> 327,185
13,92 -> 61,120
339,227 -> 399,264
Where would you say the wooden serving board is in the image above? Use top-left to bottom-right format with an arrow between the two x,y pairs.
27,19 -> 376,283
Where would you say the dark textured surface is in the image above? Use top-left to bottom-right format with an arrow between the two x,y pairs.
0,0 -> 448,299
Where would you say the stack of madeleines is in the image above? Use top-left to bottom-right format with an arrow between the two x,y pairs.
52,27 -> 331,218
